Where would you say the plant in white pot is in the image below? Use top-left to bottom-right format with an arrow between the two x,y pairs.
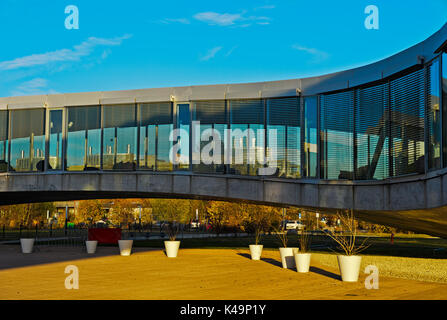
20,228 -> 35,254
85,239 -> 98,254
249,225 -> 263,260
323,210 -> 370,282
295,227 -> 312,273
246,206 -> 270,261
118,231 -> 133,256
164,222 -> 180,258
275,227 -> 298,269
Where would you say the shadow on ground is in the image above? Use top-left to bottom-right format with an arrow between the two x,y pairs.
0,244 -> 158,271
236,252 -> 341,280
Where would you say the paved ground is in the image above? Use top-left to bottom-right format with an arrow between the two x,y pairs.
0,245 -> 446,300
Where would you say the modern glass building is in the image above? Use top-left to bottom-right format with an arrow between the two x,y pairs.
0,24 -> 446,183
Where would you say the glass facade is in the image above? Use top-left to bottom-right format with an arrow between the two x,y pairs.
66,106 -> 101,171
230,99 -> 264,176
320,91 -> 354,179
49,110 -> 63,170
390,69 -> 425,176
355,83 -> 389,180
192,100 -> 226,174
443,53 -> 447,168
0,111 -> 8,172
139,102 -> 173,171
0,57 -> 444,181
427,60 -> 442,170
10,109 -> 45,172
303,97 -> 318,178
103,104 -> 137,170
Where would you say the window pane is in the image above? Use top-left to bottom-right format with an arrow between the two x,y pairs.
267,97 -> 300,178
355,83 -> 389,180
157,124 -> 173,171
49,110 -> 63,170
67,106 -> 101,171
303,97 -> 318,178
176,104 -> 190,170
139,125 -> 156,170
390,69 -> 425,176
103,104 -> 137,170
139,102 -> 172,171
320,91 -> 354,180
0,111 -> 8,172
192,101 -> 226,174
427,60 -> 441,170
230,99 -> 264,176
443,53 -> 447,167
10,109 -> 45,172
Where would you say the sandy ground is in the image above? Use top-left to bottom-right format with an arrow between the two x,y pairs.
0,245 -> 446,300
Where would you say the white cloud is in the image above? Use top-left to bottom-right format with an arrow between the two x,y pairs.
162,18 -> 190,24
11,78 -> 59,96
255,5 -> 276,10
194,12 -> 242,26
0,34 -> 132,71
292,44 -> 329,63
225,46 -> 238,57
193,11 -> 270,27
200,46 -> 223,61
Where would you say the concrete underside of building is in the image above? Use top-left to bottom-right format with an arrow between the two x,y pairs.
1,171 -> 446,237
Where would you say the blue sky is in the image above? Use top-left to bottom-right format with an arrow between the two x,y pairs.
0,0 -> 445,98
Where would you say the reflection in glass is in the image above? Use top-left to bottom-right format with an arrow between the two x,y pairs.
10,109 -> 45,172
139,102 -> 172,171
355,84 -> 389,180
320,92 -> 354,179
103,104 -> 137,170
49,110 -> 63,170
66,106 -> 101,171
390,69 -> 425,176
303,97 -> 317,178
428,60 -> 441,170
443,53 -> 447,168
267,97 -> 300,178
157,124 -> 173,171
176,104 -> 190,170
230,100 -> 264,176
0,111 -> 8,172
192,100 -> 226,174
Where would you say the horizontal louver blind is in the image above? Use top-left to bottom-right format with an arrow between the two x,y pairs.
68,106 -> 101,131
355,83 -> 389,180
390,68 -> 425,176
104,104 -> 136,128
320,91 -> 354,179
230,99 -> 264,124
11,109 -> 45,138
267,97 -> 300,126
140,102 -> 172,125
193,100 -> 226,124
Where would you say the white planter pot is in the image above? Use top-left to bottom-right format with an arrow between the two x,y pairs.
294,253 -> 311,273
85,240 -> 98,254
337,255 -> 362,282
249,244 -> 263,260
164,240 -> 180,258
279,247 -> 298,269
118,240 -> 133,256
20,238 -> 35,254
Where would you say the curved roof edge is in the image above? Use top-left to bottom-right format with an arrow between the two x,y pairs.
1,23 -> 446,109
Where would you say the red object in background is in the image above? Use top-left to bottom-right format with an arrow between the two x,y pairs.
88,228 -> 122,244
390,233 -> 394,244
